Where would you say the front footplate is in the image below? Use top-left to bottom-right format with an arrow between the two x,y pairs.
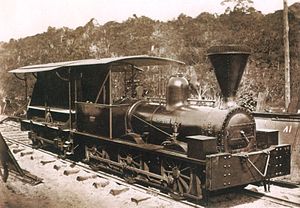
205,144 -> 291,191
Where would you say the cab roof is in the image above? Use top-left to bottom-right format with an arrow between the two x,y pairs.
9,55 -> 185,73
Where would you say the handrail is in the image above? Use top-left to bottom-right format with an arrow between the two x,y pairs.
75,101 -> 130,108
234,149 -> 271,178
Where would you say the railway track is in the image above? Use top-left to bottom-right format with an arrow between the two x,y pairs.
1,117 -> 299,208
242,188 -> 300,208
0,117 -> 200,208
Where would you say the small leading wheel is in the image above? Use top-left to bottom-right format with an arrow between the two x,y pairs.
118,150 -> 144,184
0,160 -> 9,182
33,139 -> 43,149
161,158 -> 193,200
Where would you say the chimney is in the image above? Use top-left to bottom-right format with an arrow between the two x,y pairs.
208,45 -> 250,106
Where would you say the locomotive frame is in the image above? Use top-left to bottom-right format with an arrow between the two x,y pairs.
9,51 -> 291,201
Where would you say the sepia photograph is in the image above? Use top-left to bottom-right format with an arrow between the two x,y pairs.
0,0 -> 299,207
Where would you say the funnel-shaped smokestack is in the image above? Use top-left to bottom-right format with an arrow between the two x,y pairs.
208,45 -> 250,102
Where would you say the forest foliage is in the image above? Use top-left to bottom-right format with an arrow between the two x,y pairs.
0,2 -> 299,110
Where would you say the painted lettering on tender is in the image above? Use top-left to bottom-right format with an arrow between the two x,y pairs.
283,125 -> 292,133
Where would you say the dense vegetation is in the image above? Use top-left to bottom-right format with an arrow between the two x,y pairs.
0,2 -> 299,111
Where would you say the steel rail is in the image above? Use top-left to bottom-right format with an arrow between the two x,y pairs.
241,188 -> 300,208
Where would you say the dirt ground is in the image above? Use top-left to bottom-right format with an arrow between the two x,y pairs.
0,143 -> 194,208
1,144 -> 298,208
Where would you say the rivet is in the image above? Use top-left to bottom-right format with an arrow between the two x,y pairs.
228,156 -> 231,159
228,165 -> 231,168
275,165 -> 278,167
224,183 -> 227,186
224,156 -> 227,160
279,164 -> 282,167
228,182 -> 231,185
224,165 -> 227,168
228,173 -> 231,176
224,174 -> 227,177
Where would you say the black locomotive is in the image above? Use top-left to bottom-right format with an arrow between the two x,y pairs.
10,46 -> 291,200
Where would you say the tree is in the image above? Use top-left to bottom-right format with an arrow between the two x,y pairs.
221,0 -> 256,14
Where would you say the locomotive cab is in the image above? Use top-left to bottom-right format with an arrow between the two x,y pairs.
9,56 -> 184,151
75,64 -> 142,138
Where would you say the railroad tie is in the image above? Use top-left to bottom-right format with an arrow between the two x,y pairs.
53,165 -> 61,170
93,180 -> 109,188
63,169 -> 80,176
109,187 -> 130,196
76,174 -> 97,181
20,151 -> 33,157
53,164 -> 67,170
12,148 -> 25,154
131,196 -> 151,205
69,162 -> 76,168
40,160 -> 56,165
30,155 -> 44,160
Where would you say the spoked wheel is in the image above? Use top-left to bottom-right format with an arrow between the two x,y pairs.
0,160 -> 9,182
118,150 -> 144,184
85,145 -> 111,170
161,158 -> 194,200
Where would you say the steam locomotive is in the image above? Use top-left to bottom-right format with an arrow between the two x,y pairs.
10,45 -> 291,200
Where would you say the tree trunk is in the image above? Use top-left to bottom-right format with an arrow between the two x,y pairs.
283,0 -> 290,109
